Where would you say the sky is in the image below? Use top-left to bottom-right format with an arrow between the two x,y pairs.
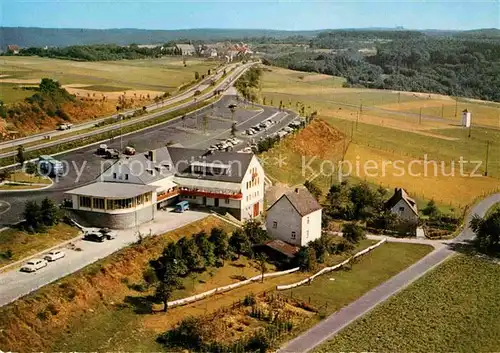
1,0 -> 499,31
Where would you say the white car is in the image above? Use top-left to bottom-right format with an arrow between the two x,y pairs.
283,126 -> 294,133
21,258 -> 48,272
229,138 -> 241,145
44,250 -> 66,262
246,129 -> 255,135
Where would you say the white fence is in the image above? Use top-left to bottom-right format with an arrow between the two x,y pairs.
167,267 -> 300,308
276,238 -> 387,291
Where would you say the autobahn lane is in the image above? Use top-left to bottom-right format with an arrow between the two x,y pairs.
0,62 -> 252,160
0,95 -> 289,225
0,62 -> 242,152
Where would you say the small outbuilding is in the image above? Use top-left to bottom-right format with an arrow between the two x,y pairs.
385,188 -> 419,223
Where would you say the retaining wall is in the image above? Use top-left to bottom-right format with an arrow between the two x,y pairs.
167,267 -> 300,308
276,238 -> 387,291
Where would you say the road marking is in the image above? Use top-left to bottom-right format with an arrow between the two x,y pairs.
0,201 -> 11,216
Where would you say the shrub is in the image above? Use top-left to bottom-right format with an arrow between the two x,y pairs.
243,293 -> 256,306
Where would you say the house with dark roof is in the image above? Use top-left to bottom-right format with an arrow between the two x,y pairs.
266,188 -> 322,247
7,45 -> 20,54
385,188 -> 419,223
65,146 -> 264,228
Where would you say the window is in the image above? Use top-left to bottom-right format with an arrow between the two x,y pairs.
291,231 -> 296,240
307,217 -> 310,224
136,194 -> 144,205
125,174 -> 129,180
144,193 -> 151,202
106,199 -> 113,210
306,230 -> 309,239
399,207 -> 405,212
113,173 -> 117,179
79,196 -> 91,208
272,221 -> 277,229
92,198 -> 105,209
225,198 -> 230,204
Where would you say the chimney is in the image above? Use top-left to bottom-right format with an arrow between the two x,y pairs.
148,150 -> 156,162
295,188 -> 299,193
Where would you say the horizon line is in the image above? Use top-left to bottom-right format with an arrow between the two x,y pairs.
2,26 -> 499,32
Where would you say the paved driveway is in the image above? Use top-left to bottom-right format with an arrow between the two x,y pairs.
0,208 -> 208,307
279,193 -> 500,353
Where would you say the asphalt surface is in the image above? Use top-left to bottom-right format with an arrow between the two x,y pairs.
278,192 -> 500,353
0,62 -> 242,153
0,94 -> 297,224
0,208 -> 209,307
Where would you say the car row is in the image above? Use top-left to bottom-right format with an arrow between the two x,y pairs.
243,119 -> 275,136
207,137 -> 242,153
83,228 -> 117,242
20,250 -> 66,273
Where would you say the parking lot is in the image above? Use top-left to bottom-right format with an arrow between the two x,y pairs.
0,94 -> 297,224
0,208 -> 209,307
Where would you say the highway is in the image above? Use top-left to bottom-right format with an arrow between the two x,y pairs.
0,62 -> 251,159
278,192 -> 500,353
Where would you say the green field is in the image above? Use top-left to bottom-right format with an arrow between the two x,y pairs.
260,66 -> 500,208
315,254 -> 500,353
0,56 -> 220,103
281,242 -> 433,316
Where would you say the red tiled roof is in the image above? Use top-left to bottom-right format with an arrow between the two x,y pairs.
264,239 -> 299,258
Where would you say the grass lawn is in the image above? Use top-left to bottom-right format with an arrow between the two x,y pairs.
0,223 -> 80,267
6,171 -> 52,184
485,202 -> 500,217
281,242 -> 433,316
315,254 -> 500,353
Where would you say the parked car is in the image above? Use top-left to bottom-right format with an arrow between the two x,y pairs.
259,122 -> 267,128
96,144 -> 108,155
283,126 -> 294,133
246,128 -> 255,135
83,231 -> 106,242
44,250 -> 65,262
99,228 -> 117,240
21,258 -> 47,272
124,146 -> 136,155
175,200 -> 190,213
252,125 -> 262,131
105,149 -> 119,159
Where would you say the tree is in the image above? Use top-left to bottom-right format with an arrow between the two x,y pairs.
304,180 -> 322,200
25,161 -> 37,175
40,197 -> 59,227
230,122 -> 237,137
155,261 -> 182,312
229,229 -> 252,258
470,209 -> 500,254
194,71 -> 200,80
194,231 -> 216,267
296,246 -> 318,272
179,237 -> 205,271
253,253 -> 268,282
23,200 -> 42,233
243,219 -> 268,245
342,222 -> 366,244
209,228 -> 230,265
16,145 -> 25,167
423,199 -> 440,219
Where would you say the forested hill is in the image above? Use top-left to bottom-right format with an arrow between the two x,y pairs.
0,27 -> 323,47
265,30 -> 500,102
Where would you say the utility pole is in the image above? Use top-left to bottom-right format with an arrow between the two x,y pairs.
454,99 -> 458,118
350,120 -> 355,140
468,122 -> 472,138
120,117 -> 123,151
356,110 -> 360,130
419,107 -> 422,125
484,140 -> 490,176
441,104 -> 444,119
